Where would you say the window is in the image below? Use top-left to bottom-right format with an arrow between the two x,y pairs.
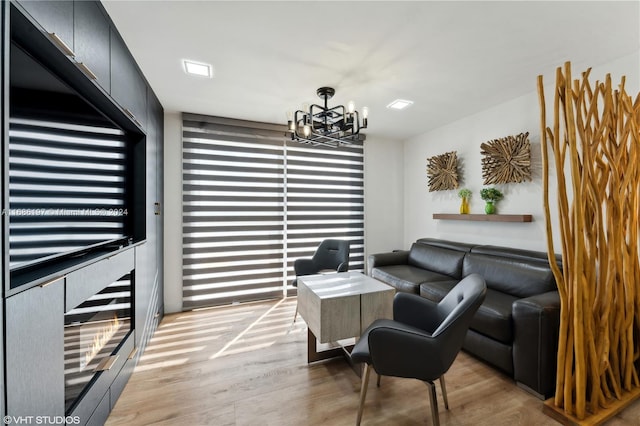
182,114 -> 364,309
9,117 -> 128,270
284,141 -> 364,295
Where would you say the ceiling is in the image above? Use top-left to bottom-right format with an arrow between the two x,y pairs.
101,1 -> 639,142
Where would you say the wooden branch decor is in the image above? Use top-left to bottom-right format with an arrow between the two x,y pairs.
538,61 -> 640,424
480,132 -> 531,184
426,151 -> 458,191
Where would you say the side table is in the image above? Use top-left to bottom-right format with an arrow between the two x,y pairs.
297,271 -> 394,367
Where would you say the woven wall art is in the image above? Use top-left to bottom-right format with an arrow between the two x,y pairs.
426,151 -> 458,191
480,132 -> 531,184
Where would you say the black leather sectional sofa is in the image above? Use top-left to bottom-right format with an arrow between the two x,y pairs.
367,238 -> 561,398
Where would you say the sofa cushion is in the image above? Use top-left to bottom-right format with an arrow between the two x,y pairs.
416,238 -> 476,253
472,245 -> 562,266
470,288 -> 517,344
407,243 -> 465,278
419,280 -> 458,302
462,253 -> 556,298
371,265 -> 452,294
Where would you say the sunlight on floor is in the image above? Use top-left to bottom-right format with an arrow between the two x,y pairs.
209,297 -> 303,360
132,297 -> 306,372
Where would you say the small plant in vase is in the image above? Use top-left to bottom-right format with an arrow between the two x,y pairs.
480,187 -> 503,214
458,188 -> 472,214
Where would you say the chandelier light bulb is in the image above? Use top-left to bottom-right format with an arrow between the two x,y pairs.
302,103 -> 310,113
303,124 -> 311,137
362,107 -> 369,119
286,110 -> 294,131
348,101 -> 355,114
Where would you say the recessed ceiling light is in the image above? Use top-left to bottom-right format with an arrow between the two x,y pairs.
183,60 -> 214,78
386,99 -> 414,110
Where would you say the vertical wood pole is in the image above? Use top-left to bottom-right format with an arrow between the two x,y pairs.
538,61 -> 640,421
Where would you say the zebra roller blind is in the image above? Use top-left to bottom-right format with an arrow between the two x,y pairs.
8,117 -> 128,271
284,141 -> 365,291
182,113 -> 364,309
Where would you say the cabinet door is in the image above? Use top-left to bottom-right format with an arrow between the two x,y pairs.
134,243 -> 150,348
148,91 -> 163,303
73,1 -> 110,92
17,0 -> 74,52
6,281 -> 65,417
154,93 -> 164,316
134,91 -> 163,348
110,29 -> 147,129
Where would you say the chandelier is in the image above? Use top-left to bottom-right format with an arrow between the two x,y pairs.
286,87 -> 368,147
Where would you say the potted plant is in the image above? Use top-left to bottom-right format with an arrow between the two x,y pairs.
480,187 -> 503,214
458,188 -> 472,214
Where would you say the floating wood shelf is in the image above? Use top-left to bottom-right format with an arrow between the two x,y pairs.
433,213 -> 533,222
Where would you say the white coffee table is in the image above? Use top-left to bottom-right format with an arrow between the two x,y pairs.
297,271 -> 395,365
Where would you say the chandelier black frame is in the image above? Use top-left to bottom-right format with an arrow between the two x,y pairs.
287,87 -> 368,147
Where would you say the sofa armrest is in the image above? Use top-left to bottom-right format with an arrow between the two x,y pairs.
367,250 -> 409,276
512,291 -> 560,398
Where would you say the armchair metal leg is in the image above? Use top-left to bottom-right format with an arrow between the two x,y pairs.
356,363 -> 371,426
376,373 -> 381,387
293,302 -> 298,322
425,381 -> 440,426
439,376 -> 449,410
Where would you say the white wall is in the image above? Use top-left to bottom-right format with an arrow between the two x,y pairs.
364,136 -> 405,256
402,52 -> 640,251
163,112 -> 183,313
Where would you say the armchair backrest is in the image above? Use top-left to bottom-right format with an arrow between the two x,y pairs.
432,273 -> 486,368
365,274 -> 486,382
313,239 -> 350,272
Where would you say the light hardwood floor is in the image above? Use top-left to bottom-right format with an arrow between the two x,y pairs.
106,298 -> 640,425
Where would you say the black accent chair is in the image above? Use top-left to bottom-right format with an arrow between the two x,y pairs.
292,239 -> 350,320
351,273 -> 486,426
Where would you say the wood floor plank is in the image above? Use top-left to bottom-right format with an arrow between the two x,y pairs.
106,298 -> 640,425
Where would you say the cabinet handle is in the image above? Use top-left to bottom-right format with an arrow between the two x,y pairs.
39,275 -> 66,288
94,355 -> 119,372
48,32 -> 75,57
123,108 -> 141,127
128,347 -> 138,360
76,62 -> 97,80
107,249 -> 125,260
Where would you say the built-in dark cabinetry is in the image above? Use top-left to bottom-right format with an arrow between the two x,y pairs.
16,0 -> 73,51
5,281 -> 65,417
15,0 -> 148,129
2,1 -> 163,423
135,90 -> 163,350
73,0 -> 110,91
111,30 -> 147,129
152,90 -> 165,318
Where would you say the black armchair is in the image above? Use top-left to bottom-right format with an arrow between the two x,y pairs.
292,239 -> 350,321
351,273 -> 486,425
292,239 -> 350,286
